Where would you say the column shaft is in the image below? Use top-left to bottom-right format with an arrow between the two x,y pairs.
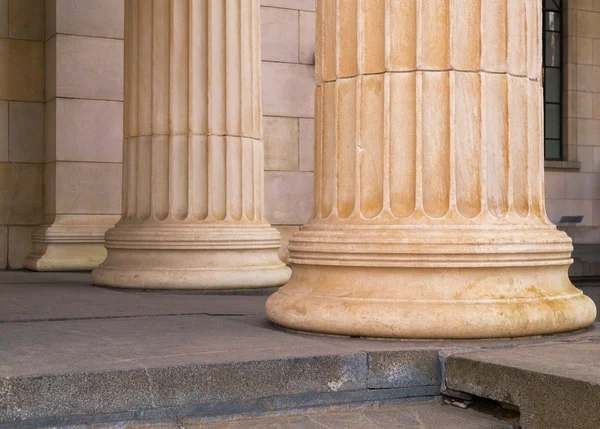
92,0 -> 290,289
266,0 -> 596,338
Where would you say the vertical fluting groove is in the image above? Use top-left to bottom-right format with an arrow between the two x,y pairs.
241,138 -> 253,220
122,0 -> 131,217
227,137 -> 243,221
169,0 -> 189,220
448,72 -> 456,213
153,0 -> 170,220
485,73 -> 509,218
420,0 -> 449,70
128,0 -> 140,220
507,0 -> 527,76
382,71 -> 390,212
313,87 -> 322,219
390,73 -> 416,218
252,0 -> 261,137
481,0 -> 507,72
450,0 -> 481,71
315,0 -> 323,86
509,76 -> 529,217
137,1 -> 152,221
336,78 -> 356,218
359,74 -> 384,218
361,0 -> 385,74
209,0 -> 225,134
226,0 -> 241,134
480,74 -> 488,213
389,0 -> 417,71
321,82 -> 336,218
128,139 -> 138,220
455,72 -> 482,218
211,136 -> 226,220
338,0 -> 357,78
240,0 -> 252,135
415,72 -> 423,211
323,0 -> 336,81
422,72 -> 450,218
529,83 -> 543,218
189,0 -> 208,135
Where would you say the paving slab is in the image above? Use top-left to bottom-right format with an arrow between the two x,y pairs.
181,400 -> 514,429
0,280 -> 268,322
446,342 -> 600,429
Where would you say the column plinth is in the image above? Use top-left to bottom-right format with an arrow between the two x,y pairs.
266,0 -> 596,337
92,0 -> 290,289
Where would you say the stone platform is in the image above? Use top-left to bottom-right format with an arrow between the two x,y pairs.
0,272 -> 599,428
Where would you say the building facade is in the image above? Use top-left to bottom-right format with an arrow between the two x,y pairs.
0,0 -> 598,278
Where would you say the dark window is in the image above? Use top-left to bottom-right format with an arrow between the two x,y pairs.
543,0 -> 562,160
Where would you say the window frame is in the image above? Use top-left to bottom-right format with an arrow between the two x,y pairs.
542,0 -> 563,161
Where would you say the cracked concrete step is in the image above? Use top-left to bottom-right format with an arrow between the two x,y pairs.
446,342 -> 600,429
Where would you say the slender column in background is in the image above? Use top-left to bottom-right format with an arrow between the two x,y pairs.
266,0 -> 596,337
92,0 -> 290,289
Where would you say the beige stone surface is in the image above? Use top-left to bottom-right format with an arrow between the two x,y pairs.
8,226 -> 35,269
47,98 -> 122,162
54,0 -> 124,39
0,39 -> 44,102
264,171 -> 313,224
262,62 -> 315,118
263,116 -> 298,171
261,6 -> 298,63
9,101 -> 44,163
299,118 -> 314,171
266,0 -> 597,339
0,226 -> 6,269
0,101 -> 7,162
260,0 -> 314,12
55,161 -> 121,215
9,0 -> 45,41
299,11 -> 315,65
0,163 -> 43,225
93,0 -> 290,290
0,0 -> 8,38
52,34 -> 123,101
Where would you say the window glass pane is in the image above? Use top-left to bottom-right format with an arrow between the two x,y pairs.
544,0 -> 560,11
545,139 -> 561,160
544,33 -> 561,67
545,11 -> 560,31
545,104 -> 561,139
544,68 -> 561,103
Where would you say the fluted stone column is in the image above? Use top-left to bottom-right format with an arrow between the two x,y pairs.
92,0 -> 291,289
266,0 -> 597,338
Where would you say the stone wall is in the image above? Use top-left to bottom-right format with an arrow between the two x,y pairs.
260,0 -> 316,262
0,0 -> 45,268
542,2 -> 600,275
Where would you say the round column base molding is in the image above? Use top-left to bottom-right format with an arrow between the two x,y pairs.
92,223 -> 291,290
266,264 -> 597,339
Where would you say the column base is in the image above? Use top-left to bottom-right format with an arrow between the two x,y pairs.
24,243 -> 107,271
24,220 -> 115,271
91,223 -> 292,290
266,225 -> 597,339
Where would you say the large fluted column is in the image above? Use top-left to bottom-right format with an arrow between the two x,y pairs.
92,0 -> 291,289
266,0 -> 596,338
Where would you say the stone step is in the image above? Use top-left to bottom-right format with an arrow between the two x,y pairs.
1,272 -> 599,429
446,342 -> 600,429
141,400 -> 515,429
